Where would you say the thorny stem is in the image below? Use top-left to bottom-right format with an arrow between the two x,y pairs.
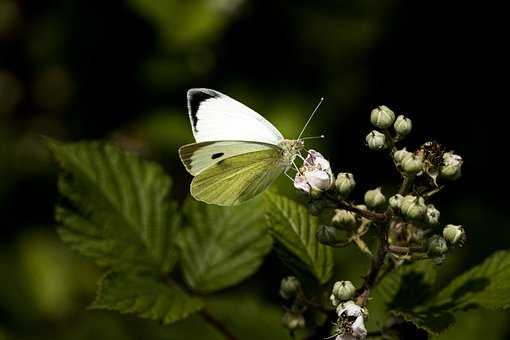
388,244 -> 426,255
356,222 -> 389,306
398,176 -> 413,195
200,309 -> 238,340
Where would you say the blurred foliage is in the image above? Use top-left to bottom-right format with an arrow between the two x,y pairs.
0,0 -> 506,339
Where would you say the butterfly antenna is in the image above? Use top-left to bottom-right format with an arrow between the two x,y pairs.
300,134 -> 325,140
297,97 -> 324,140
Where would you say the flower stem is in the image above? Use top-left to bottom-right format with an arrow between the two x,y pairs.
398,176 -> 413,195
200,309 -> 238,340
356,222 -> 389,306
325,193 -> 387,223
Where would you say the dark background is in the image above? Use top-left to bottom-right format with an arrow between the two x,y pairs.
0,0 -> 505,339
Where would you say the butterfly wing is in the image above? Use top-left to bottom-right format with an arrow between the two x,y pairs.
190,146 -> 286,206
179,140 -> 278,176
187,88 -> 284,144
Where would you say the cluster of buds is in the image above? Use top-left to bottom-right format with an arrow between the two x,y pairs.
365,105 -> 412,150
286,105 -> 468,335
393,144 -> 463,183
279,276 -> 306,331
389,193 -> 439,224
329,281 -> 367,340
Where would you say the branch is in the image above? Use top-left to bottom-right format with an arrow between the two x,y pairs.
398,176 -> 413,195
200,309 -> 238,340
325,193 -> 387,223
356,222 -> 389,306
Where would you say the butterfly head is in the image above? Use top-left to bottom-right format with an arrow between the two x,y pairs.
278,139 -> 305,166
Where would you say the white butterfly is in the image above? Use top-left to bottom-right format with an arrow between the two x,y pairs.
179,88 -> 321,206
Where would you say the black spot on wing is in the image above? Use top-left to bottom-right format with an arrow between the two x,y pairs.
187,89 -> 221,132
212,152 -> 224,159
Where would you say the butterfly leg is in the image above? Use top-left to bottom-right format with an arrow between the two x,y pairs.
283,171 -> 295,182
296,153 -> 313,167
292,161 -> 302,174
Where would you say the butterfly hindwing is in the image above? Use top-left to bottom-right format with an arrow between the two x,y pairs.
179,141 -> 277,176
190,148 -> 285,206
187,88 -> 284,144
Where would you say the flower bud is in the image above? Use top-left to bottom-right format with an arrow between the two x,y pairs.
365,130 -> 387,150
331,280 -> 356,303
400,195 -> 426,220
330,294 -> 340,308
335,172 -> 356,198
443,224 -> 466,245
427,235 -> 448,257
441,152 -> 463,180
279,276 -> 301,300
281,312 -> 305,330
425,204 -> 440,225
370,105 -> 395,129
331,209 -> 357,229
389,194 -> 404,210
316,225 -> 342,245
307,199 -> 330,216
364,187 -> 386,211
393,148 -> 413,164
401,154 -> 423,175
393,115 -> 412,136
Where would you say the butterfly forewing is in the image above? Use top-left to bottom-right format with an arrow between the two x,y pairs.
187,88 -> 284,145
190,148 -> 285,206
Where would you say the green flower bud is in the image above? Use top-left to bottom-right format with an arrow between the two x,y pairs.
370,105 -> 395,129
393,148 -> 413,164
331,280 -> 356,303
366,130 -> 387,150
393,115 -> 412,136
425,204 -> 440,225
427,235 -> 448,257
389,194 -> 404,210
332,209 -> 357,229
400,195 -> 426,220
330,293 -> 340,307
441,152 -> 463,180
335,172 -> 356,198
307,199 -> 330,216
316,225 -> 342,245
282,312 -> 305,330
443,224 -> 466,245
279,276 -> 301,300
364,187 -> 386,211
401,154 -> 423,175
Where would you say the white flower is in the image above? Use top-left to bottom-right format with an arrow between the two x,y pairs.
293,150 -> 334,194
440,152 -> 463,180
335,301 -> 367,339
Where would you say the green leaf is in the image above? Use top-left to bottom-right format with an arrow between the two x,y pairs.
177,198 -> 273,294
430,250 -> 510,311
376,260 -> 437,310
264,192 -> 333,284
46,139 -> 178,274
370,260 -> 449,334
376,251 -> 510,335
91,271 -> 204,324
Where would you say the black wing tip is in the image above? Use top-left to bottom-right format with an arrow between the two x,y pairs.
187,88 -> 224,131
